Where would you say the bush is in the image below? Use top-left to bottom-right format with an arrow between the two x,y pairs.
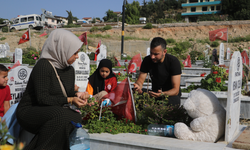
101,25 -> 112,31
166,38 -> 176,45
1,26 -> 8,32
143,23 -> 153,29
0,57 -> 11,63
90,26 -> 99,32
22,46 -> 40,65
189,38 -> 194,41
88,52 -> 95,60
0,37 -> 6,41
210,41 -> 220,47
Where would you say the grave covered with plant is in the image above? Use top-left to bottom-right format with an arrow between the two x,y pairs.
81,92 -> 190,135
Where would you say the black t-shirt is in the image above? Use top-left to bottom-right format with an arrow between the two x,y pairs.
140,53 -> 182,95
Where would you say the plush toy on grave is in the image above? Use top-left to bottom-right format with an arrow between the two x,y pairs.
174,88 -> 226,142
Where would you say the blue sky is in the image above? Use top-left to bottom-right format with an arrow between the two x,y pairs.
0,0 -> 144,21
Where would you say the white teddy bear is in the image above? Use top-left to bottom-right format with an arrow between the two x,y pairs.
174,88 -> 226,142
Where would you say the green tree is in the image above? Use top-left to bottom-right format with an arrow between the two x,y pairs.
222,0 -> 250,20
66,10 -> 73,24
103,9 -> 117,22
125,1 -> 141,24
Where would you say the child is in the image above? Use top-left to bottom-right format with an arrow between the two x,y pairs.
86,59 -> 117,104
0,64 -> 11,117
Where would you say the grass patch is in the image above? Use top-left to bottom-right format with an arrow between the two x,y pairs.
0,37 -> 6,41
124,36 -> 149,41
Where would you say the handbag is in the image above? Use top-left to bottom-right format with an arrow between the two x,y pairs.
48,61 -> 79,112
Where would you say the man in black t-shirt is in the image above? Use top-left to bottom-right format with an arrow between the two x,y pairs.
133,37 -> 182,106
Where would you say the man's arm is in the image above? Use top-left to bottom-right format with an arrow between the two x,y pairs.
162,74 -> 181,96
133,71 -> 147,93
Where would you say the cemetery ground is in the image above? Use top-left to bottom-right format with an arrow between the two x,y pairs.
1,23 -> 250,59
1,23 -> 250,149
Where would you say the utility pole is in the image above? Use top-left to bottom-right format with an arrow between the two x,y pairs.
121,0 -> 125,59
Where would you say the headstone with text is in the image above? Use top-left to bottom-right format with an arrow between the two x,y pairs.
96,44 -> 107,67
225,51 -> 242,142
15,48 -> 23,64
219,43 -> 224,65
226,48 -> 231,60
7,66 -> 32,106
72,52 -> 90,92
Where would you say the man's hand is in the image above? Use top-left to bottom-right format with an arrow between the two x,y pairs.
74,84 -> 79,92
133,83 -> 143,94
148,89 -> 163,98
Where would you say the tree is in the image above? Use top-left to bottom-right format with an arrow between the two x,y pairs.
66,10 -> 73,24
103,9 -> 117,22
222,0 -> 250,20
125,1 -> 141,24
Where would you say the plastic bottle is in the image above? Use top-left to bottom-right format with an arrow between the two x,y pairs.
147,124 -> 174,137
69,121 -> 90,150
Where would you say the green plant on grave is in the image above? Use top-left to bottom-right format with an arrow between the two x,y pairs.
135,92 -> 190,126
22,46 -> 41,65
89,65 -> 97,76
189,51 -> 202,64
82,91 -> 190,135
0,57 -> 12,63
182,65 -> 228,92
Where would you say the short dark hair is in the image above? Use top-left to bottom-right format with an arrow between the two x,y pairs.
0,64 -> 8,72
150,37 -> 166,50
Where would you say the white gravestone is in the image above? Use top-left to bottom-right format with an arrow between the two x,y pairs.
226,47 -> 231,60
72,52 -> 90,92
96,44 -> 107,67
15,48 -> 23,64
147,47 -> 150,56
7,66 -> 32,106
0,44 -> 7,58
219,43 -> 224,65
225,51 -> 242,142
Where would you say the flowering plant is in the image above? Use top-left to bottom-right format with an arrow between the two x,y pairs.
182,65 -> 228,92
22,47 -> 42,65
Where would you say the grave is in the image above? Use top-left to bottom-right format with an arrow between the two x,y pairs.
0,43 -> 8,58
96,44 -> 107,67
15,48 -> 23,64
225,51 -> 242,143
72,52 -> 90,92
219,43 -> 225,65
7,66 -> 32,105
232,126 -> 250,149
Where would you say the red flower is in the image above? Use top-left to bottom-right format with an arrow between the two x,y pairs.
110,130 -> 112,132
137,131 -> 139,133
123,69 -> 126,71
118,72 -> 121,76
200,73 -> 206,77
125,59 -> 128,62
145,129 -> 148,132
213,71 -> 218,74
215,77 -> 221,83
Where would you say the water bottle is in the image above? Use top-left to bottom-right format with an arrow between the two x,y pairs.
147,124 -> 174,137
69,121 -> 90,150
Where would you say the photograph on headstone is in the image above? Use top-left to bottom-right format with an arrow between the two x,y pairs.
15,48 -> 23,64
96,44 -> 107,67
219,43 -> 225,65
72,52 -> 90,92
7,66 -> 32,106
225,51 -> 242,142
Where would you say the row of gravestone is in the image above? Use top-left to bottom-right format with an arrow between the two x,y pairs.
6,44 -> 108,104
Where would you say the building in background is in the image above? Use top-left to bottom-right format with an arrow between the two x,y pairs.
181,0 -> 222,22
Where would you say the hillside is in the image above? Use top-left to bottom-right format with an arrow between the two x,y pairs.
1,23 -> 250,59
